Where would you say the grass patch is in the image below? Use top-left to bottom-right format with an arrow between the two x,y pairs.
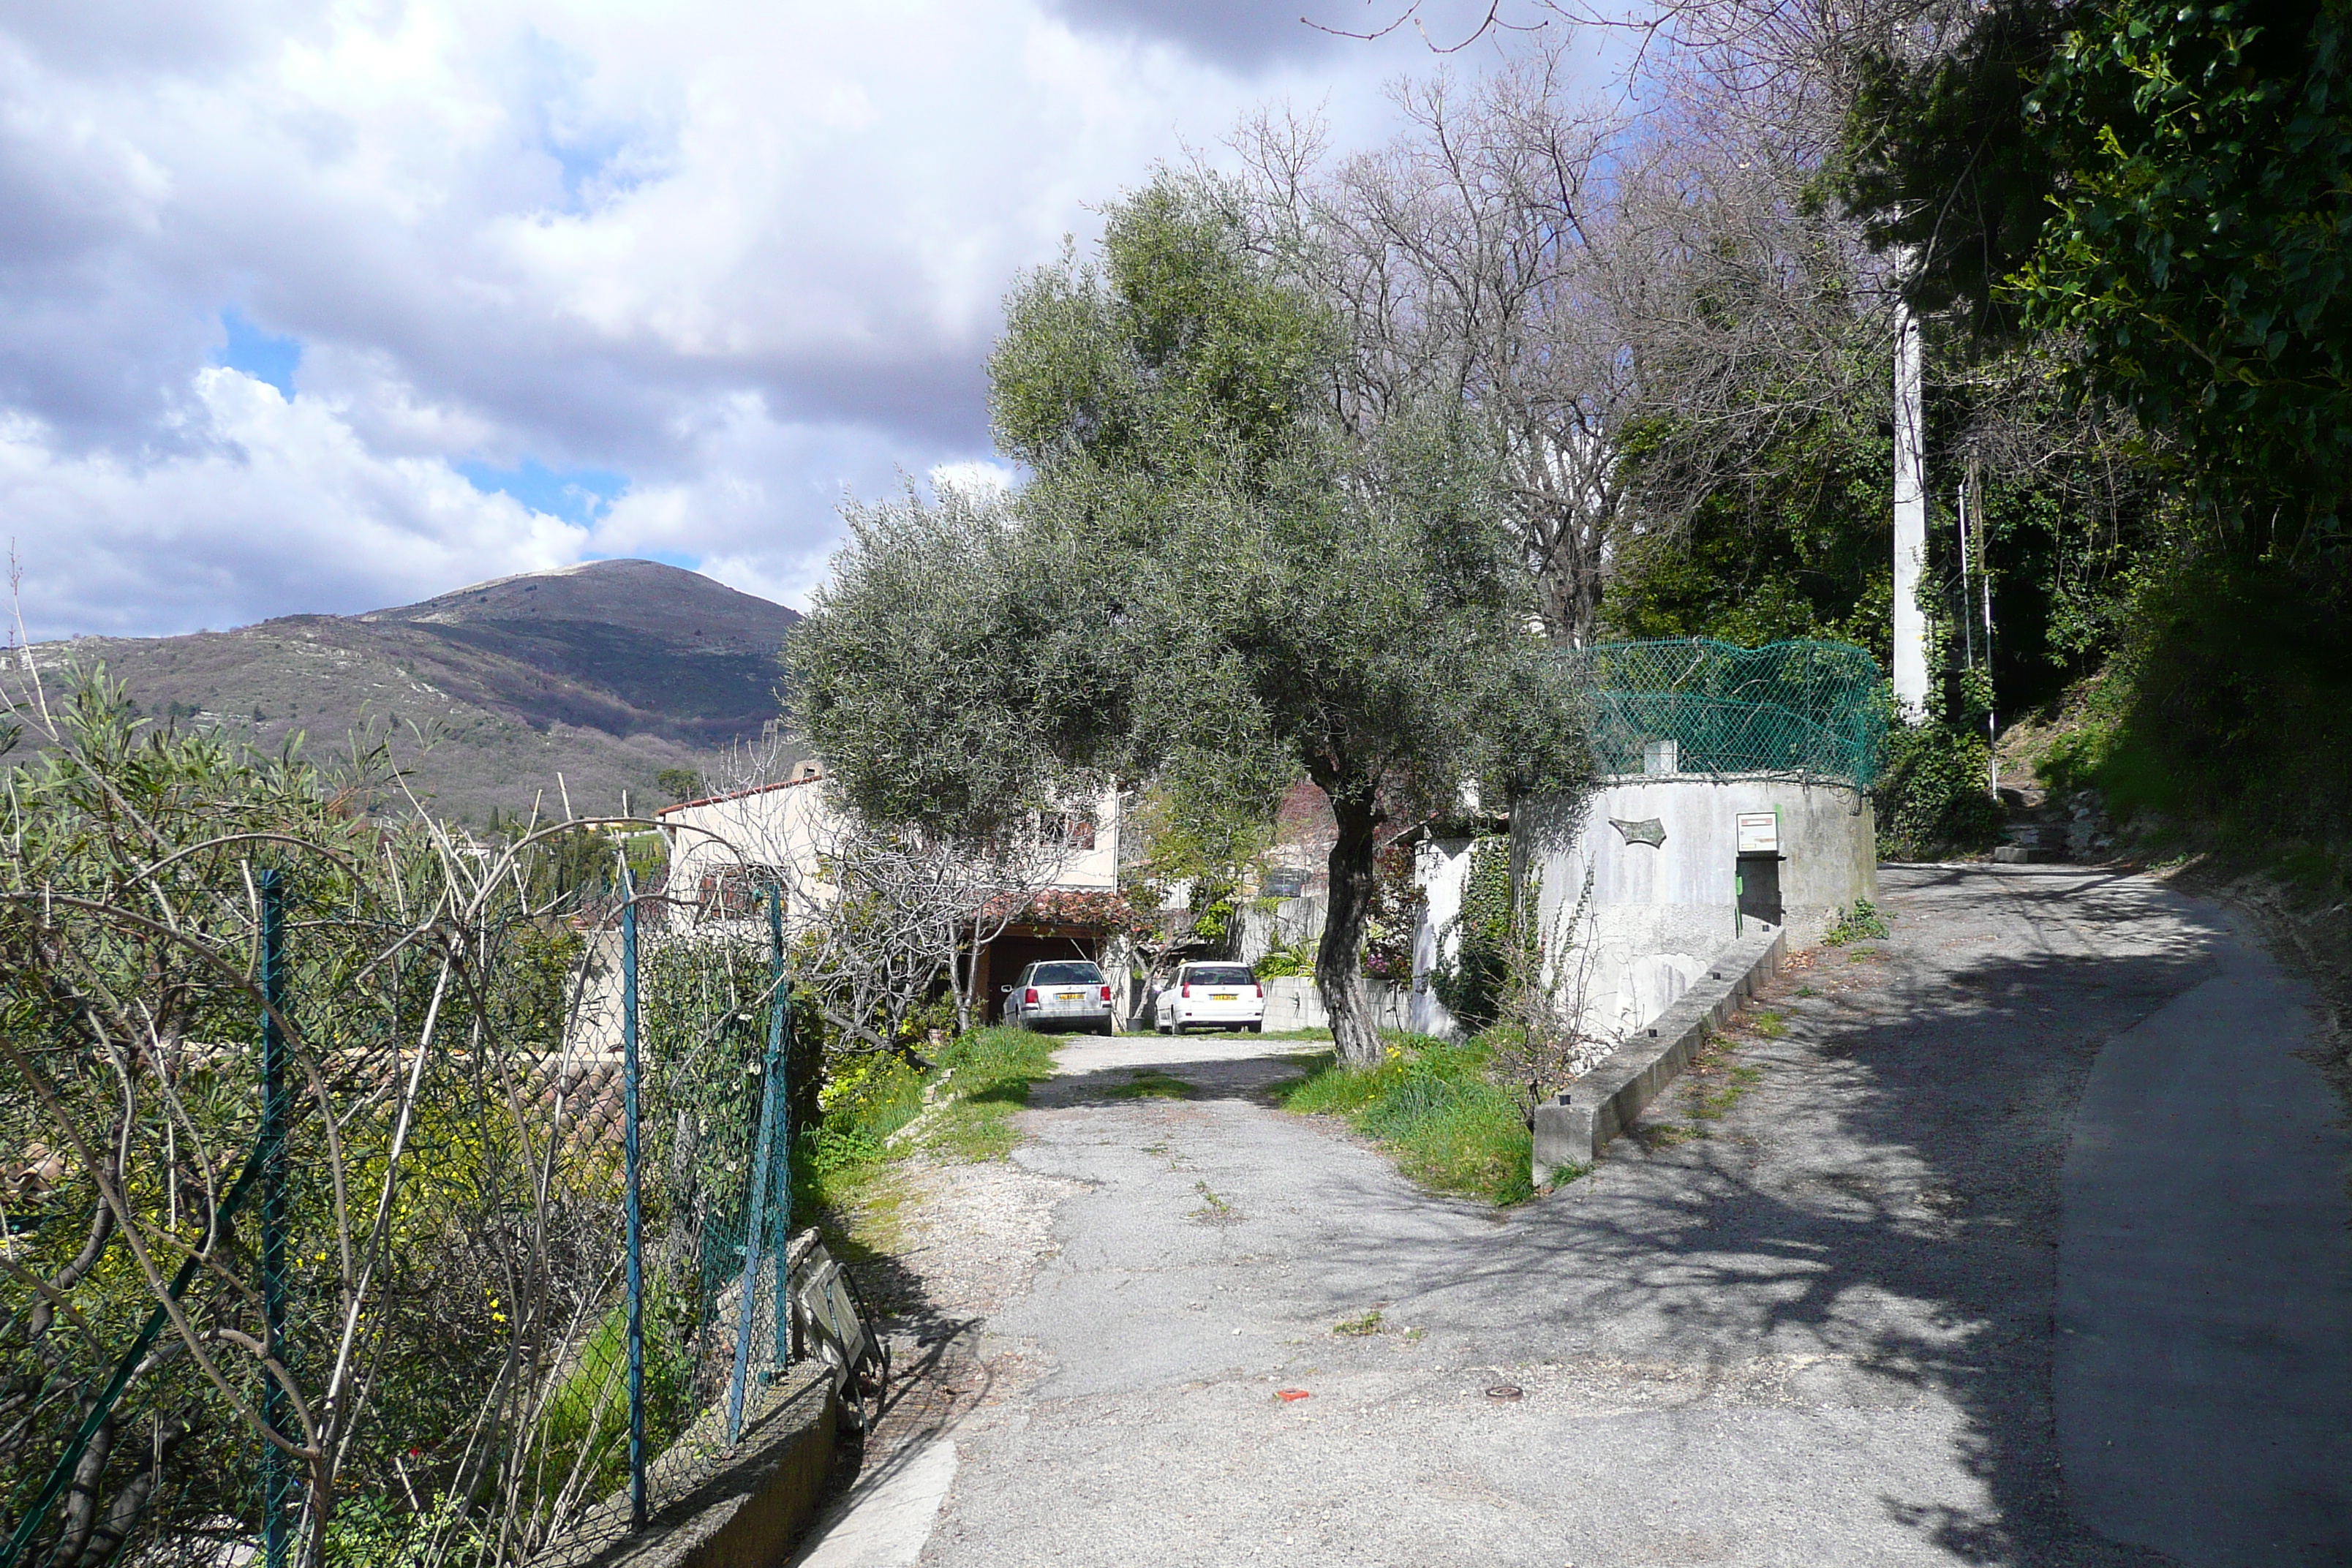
924,1025 -> 1060,1161
1276,1033 -> 1534,1207
1744,1009 -> 1788,1039
1634,1035 -> 1766,1145
1333,1309 -> 1384,1337
790,1025 -> 1061,1222
1107,1068 -> 1193,1100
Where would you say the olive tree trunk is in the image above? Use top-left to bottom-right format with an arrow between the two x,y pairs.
1315,792 -> 1384,1069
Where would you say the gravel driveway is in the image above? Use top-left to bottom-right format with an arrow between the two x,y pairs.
815,864 -> 2348,1568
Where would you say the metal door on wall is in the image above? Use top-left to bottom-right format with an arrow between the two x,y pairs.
1736,852 -> 1784,927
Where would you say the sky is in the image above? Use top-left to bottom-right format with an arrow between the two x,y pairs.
0,0 -> 1597,640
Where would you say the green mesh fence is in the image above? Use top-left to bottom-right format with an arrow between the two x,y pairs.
1562,638 -> 1887,788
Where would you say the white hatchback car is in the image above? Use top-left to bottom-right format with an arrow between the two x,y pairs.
1154,962 -> 1265,1034
1001,960 -> 1115,1033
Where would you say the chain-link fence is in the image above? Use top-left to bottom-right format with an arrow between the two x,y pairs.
1561,638 -> 1886,788
0,685 -> 807,1568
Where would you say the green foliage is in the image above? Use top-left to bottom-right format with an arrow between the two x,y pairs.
1278,1035 -> 1534,1206
654,766 -> 705,803
2038,559 -> 2352,859
322,1494 -> 489,1568
1840,0 -> 2352,548
1251,938 -> 1314,978
1610,404 -> 1895,652
2019,0 -> 2351,539
1428,837 -> 1512,1030
785,486 -> 1093,841
0,669 -> 792,1568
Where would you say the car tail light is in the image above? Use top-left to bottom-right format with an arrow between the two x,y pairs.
1099,985 -> 1112,1000
1181,982 -> 1191,998
1254,983 -> 1263,998
1023,987 -> 1039,1004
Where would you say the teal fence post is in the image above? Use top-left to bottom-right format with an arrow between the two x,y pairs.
767,886 -> 793,1368
258,870 -> 292,1568
723,884 -> 790,1443
622,892 -> 647,1529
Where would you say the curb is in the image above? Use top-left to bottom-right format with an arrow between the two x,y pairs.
1531,924 -> 1788,1181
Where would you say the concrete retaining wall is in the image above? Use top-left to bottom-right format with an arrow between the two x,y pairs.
1530,924 -> 1787,1180
1517,774 -> 1871,1037
530,1366 -> 835,1568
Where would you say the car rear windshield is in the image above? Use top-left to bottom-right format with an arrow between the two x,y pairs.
1033,962 -> 1104,984
1186,966 -> 1256,986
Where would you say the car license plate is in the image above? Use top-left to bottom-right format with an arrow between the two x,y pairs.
1057,991 -> 1085,1001
1212,992 -> 1237,1000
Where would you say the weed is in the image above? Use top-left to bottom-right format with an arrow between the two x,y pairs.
1795,984 -> 1819,998
1403,1326 -> 1427,1341
1333,1309 -> 1384,1337
1744,1009 -> 1788,1039
1189,1180 -> 1236,1222
1822,900 -> 1891,946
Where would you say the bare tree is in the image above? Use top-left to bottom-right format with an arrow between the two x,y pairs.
1240,53 -> 1637,643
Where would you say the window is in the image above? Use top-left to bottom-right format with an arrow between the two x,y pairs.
1183,965 -> 1256,987
1033,961 -> 1104,984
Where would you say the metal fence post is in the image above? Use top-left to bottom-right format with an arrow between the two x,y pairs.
257,870 -> 292,1568
767,885 -> 793,1369
622,894 -> 647,1529
723,885 -> 789,1444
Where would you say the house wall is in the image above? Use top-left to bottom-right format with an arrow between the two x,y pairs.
660,781 -> 1122,900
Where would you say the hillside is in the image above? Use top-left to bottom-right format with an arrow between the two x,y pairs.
12,559 -> 803,823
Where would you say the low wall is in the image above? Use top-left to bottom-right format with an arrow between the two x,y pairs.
1530,924 -> 1787,1181
1259,977 -> 1425,1035
531,1366 -> 835,1568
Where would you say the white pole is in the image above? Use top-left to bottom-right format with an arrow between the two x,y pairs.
1891,291 -> 1929,721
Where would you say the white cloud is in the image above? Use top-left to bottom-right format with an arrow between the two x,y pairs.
0,1 -> 1562,637
928,459 -> 1018,497
5,369 -> 584,637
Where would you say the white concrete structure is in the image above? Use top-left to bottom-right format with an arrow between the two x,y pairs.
1892,292 -> 1930,720
1517,771 -> 1877,1039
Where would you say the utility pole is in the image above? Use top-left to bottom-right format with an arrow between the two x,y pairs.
1891,285 -> 1929,721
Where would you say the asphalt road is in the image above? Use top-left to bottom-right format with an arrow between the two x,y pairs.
811,864 -> 2350,1567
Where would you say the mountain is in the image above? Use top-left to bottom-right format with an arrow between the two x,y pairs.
15,560 -> 804,823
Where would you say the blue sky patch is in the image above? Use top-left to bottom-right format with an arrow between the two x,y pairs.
216,310 -> 301,397
456,458 -> 628,524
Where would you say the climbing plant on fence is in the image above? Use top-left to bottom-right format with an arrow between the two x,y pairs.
0,672 -> 794,1568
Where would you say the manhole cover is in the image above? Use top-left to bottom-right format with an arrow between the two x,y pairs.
1485,1384 -> 1523,1402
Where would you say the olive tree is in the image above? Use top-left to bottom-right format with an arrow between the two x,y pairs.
794,174 -> 1583,1067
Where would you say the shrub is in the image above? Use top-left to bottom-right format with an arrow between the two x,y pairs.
1875,717 -> 2004,858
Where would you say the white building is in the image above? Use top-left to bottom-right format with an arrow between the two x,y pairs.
654,768 -> 1128,1020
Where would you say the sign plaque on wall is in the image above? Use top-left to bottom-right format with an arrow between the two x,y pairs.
1736,812 -> 1781,854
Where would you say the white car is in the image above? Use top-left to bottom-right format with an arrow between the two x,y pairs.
1002,960 -> 1115,1033
1154,962 -> 1264,1034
